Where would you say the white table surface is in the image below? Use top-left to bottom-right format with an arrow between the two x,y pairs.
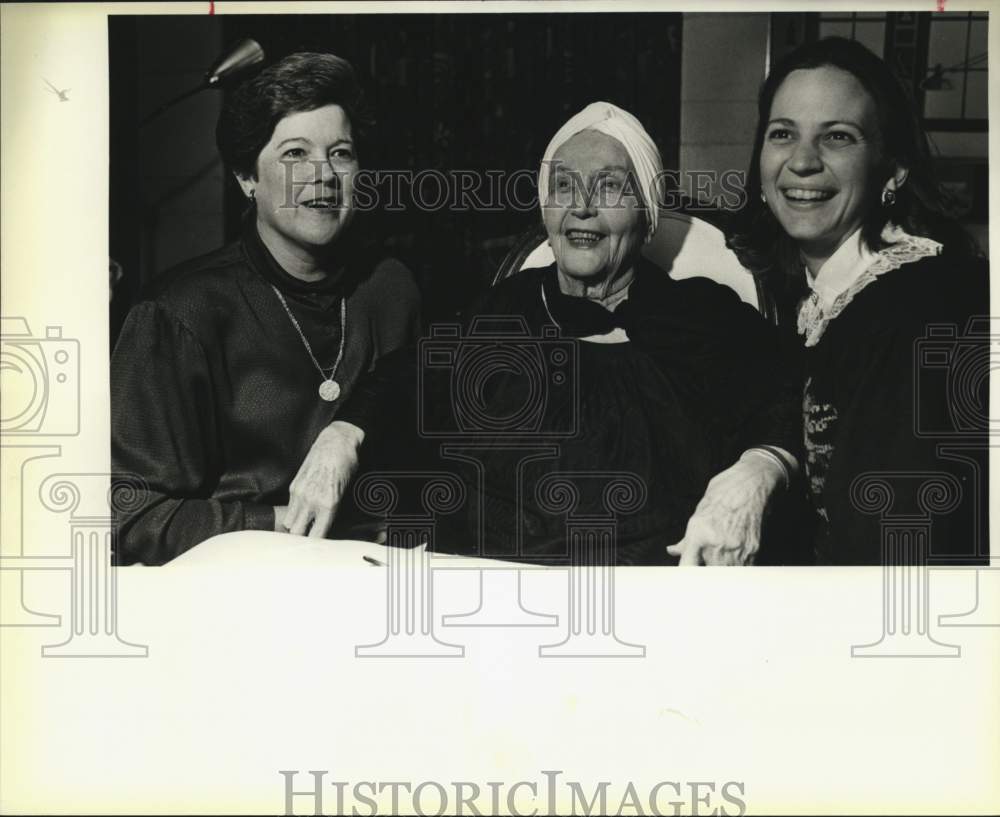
3,532 -> 998,814
167,530 -> 530,570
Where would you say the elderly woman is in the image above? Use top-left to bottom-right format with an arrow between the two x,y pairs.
342,102 -> 803,565
112,53 -> 419,564
728,38 -> 989,564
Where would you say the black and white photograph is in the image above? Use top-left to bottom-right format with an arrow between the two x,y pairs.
107,9 -> 990,568
1,2 -> 997,815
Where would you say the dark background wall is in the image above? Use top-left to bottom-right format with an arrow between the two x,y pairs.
109,13 -> 684,341
109,11 -> 988,346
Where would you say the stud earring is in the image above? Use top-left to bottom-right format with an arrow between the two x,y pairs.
760,191 -> 767,204
881,188 -> 896,207
248,189 -> 256,203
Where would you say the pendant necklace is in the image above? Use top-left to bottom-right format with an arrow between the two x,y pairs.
270,284 -> 346,401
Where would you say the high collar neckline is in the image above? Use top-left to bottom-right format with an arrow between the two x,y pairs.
241,213 -> 353,296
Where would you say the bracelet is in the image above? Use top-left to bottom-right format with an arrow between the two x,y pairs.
741,447 -> 791,491
757,445 -> 799,478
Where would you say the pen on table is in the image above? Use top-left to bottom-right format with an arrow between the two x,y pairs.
362,554 -> 386,567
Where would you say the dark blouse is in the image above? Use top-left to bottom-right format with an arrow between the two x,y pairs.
111,222 -> 420,565
799,252 -> 989,565
356,259 -> 803,566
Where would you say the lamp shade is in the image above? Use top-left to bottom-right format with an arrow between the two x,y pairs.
205,38 -> 265,87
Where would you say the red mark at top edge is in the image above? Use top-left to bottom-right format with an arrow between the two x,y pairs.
209,1 -> 215,14
937,0 -> 946,12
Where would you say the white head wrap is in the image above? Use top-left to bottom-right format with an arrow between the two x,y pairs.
537,101 -> 663,239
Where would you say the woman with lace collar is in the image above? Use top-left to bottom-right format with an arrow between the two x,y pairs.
728,37 -> 988,564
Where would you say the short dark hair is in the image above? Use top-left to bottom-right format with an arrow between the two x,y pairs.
216,51 -> 372,179
727,37 -> 977,298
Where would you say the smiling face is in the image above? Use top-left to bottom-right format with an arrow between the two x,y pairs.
239,104 -> 358,272
759,66 -> 886,268
542,130 -> 645,295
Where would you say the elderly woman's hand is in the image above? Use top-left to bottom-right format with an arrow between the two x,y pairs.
280,421 -> 365,538
666,450 -> 788,565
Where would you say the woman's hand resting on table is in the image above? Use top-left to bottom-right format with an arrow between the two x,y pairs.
274,421 -> 365,538
666,450 -> 788,565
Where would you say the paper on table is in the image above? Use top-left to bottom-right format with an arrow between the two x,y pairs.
164,530 -> 531,569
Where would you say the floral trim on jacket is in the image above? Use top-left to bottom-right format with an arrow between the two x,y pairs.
797,224 -> 943,347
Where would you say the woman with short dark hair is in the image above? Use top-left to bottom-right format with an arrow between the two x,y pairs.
728,37 -> 988,564
216,52 -> 371,180
112,52 -> 419,564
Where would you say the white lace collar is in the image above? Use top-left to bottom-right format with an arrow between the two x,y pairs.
797,224 -> 942,347
806,227 -> 877,312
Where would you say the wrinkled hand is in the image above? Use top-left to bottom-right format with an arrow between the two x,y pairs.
281,421 -> 365,538
666,452 -> 784,566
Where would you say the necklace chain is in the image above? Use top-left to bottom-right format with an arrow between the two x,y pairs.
270,284 -> 346,383
540,280 -> 632,332
540,282 -> 560,330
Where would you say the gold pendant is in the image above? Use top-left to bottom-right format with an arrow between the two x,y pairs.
319,379 -> 341,402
